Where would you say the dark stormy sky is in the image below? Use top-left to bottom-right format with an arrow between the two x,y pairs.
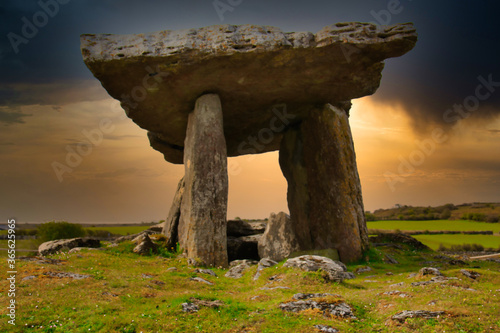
1,0 -> 499,223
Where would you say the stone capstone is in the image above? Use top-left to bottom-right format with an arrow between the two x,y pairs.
38,238 -> 100,256
227,220 -> 267,237
81,22 -> 417,164
258,212 -> 299,262
178,94 -> 228,267
279,105 -> 368,263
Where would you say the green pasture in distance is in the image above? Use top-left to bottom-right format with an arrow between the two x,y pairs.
413,234 -> 500,250
367,220 -> 500,233
84,225 -> 150,235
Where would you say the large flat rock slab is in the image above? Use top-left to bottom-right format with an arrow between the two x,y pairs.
81,22 -> 417,163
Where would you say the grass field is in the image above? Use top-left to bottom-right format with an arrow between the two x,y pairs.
413,234 -> 500,250
367,220 -> 500,233
1,241 -> 499,332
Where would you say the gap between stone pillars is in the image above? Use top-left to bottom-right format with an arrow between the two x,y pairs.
279,103 -> 369,263
177,94 -> 229,268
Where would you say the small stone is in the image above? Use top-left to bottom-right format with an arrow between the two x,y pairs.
22,275 -> 37,281
314,324 -> 339,333
260,286 -> 290,290
293,293 -> 339,300
225,261 -> 256,279
166,267 -> 178,272
280,299 -> 356,319
142,274 -> 154,279
253,258 -> 278,280
381,290 -> 412,298
384,254 -> 399,264
181,302 -> 199,313
389,282 -> 405,288
190,277 -> 214,285
133,235 -> 158,255
194,268 -> 217,277
283,255 -> 354,282
355,266 -> 372,274
460,269 -> 480,280
150,280 -> 165,285
392,310 -> 447,323
419,267 -> 442,276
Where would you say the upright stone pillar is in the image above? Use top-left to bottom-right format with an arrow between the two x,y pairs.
178,94 -> 229,267
162,177 -> 185,250
279,103 -> 369,263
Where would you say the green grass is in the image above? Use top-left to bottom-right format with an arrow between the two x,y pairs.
414,234 -> 500,250
1,242 -> 499,332
367,220 -> 500,233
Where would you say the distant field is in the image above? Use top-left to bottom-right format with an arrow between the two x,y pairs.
0,239 -> 39,257
367,220 -> 500,233
413,234 -> 500,250
85,225 -> 150,235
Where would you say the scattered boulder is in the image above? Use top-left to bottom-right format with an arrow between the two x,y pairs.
383,254 -> 399,265
194,268 -> 217,277
283,255 -> 354,282
314,325 -> 339,333
293,293 -> 340,300
460,269 -> 480,280
68,247 -> 101,254
188,297 -> 224,309
227,235 -> 261,262
181,303 -> 199,313
189,277 -> 214,285
419,267 -> 442,276
114,230 -> 155,243
258,212 -> 300,262
38,238 -> 100,256
381,290 -> 412,298
43,271 -> 91,280
355,266 -> 372,274
391,310 -> 447,323
370,233 -> 430,251
253,258 -> 278,280
227,220 -> 267,237
280,294 -> 356,319
225,260 -> 257,279
133,234 -> 158,255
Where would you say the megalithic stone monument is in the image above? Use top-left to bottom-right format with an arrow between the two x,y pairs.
81,22 -> 417,266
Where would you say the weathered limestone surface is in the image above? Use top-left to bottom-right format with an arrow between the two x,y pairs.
279,104 -> 369,263
162,177 -> 185,249
257,212 -> 300,262
178,94 -> 228,267
81,22 -> 417,163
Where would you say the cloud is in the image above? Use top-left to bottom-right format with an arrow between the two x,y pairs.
0,80 -> 111,107
0,107 -> 32,125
